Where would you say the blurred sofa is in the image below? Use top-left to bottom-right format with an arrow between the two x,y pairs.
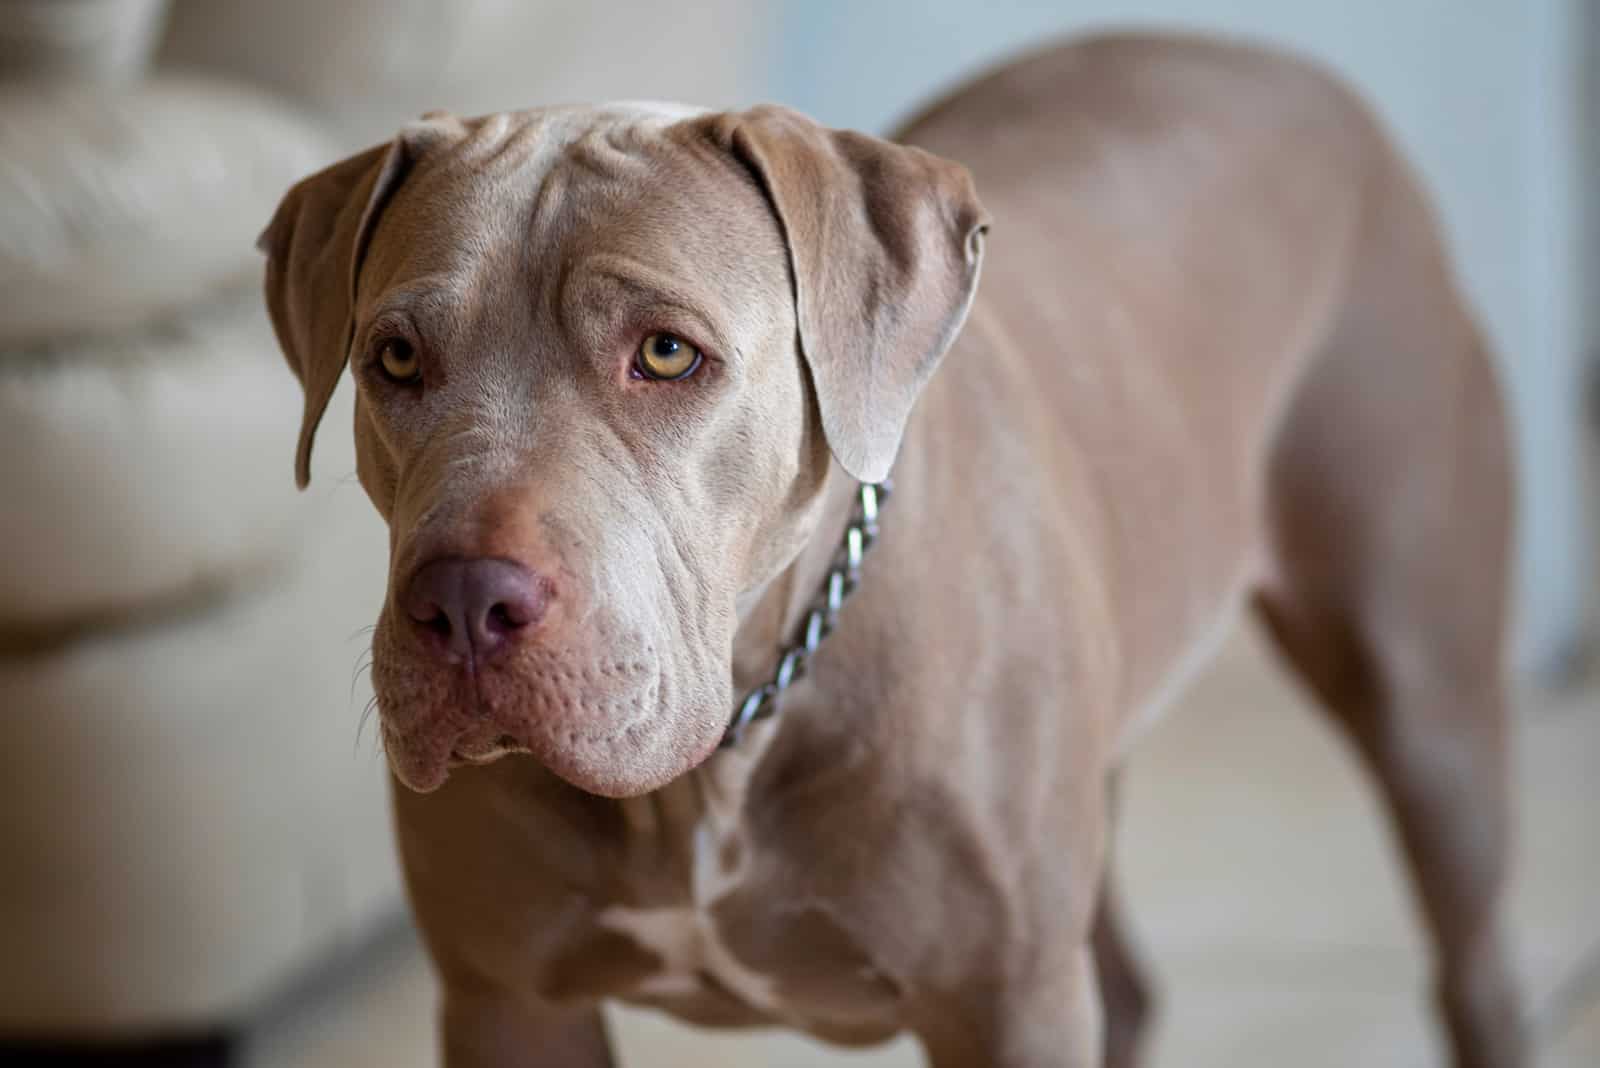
0,0 -> 758,1057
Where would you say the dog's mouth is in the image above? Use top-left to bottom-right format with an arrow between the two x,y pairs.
369,523 -> 737,797
382,708 -> 572,793
373,639 -> 728,798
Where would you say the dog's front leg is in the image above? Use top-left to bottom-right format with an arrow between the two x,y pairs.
915,945 -> 1102,1068
441,987 -> 614,1068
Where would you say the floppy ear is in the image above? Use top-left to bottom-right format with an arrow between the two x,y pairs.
709,105 -> 989,483
258,115 -> 462,487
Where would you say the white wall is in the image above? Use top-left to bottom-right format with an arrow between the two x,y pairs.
768,0 -> 1595,677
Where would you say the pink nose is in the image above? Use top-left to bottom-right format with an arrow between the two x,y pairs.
403,557 -> 546,660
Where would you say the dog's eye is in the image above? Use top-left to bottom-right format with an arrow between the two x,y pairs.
378,338 -> 421,384
634,333 -> 702,381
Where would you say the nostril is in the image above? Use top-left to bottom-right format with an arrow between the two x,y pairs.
419,609 -> 452,638
485,602 -> 523,634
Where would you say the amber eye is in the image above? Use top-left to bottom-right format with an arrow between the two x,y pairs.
635,333 -> 702,381
378,338 -> 420,383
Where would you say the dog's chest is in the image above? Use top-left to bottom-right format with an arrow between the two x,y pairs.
595,819 -> 780,1012
538,770 -> 903,1039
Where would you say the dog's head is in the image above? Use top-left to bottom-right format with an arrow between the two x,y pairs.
259,103 -> 987,797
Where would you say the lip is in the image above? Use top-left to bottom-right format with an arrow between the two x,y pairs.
388,746 -> 451,793
449,732 -> 528,766
375,640 -> 724,797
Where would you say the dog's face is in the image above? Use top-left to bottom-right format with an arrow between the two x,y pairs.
260,104 -> 987,797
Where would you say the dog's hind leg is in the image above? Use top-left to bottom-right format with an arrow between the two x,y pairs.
1252,138 -> 1525,1068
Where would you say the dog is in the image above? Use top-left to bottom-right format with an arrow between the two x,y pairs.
260,31 -> 1524,1068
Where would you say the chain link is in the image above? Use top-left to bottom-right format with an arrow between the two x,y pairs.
720,478 -> 892,747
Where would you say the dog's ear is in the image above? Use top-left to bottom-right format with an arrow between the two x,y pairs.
258,114 -> 465,488
709,105 -> 989,482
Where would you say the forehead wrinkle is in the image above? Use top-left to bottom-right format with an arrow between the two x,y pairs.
565,252 -> 729,357
366,159 -> 516,295
442,109 -> 573,182
534,128 -> 782,357
383,120 -> 579,378
365,279 -> 476,337
520,123 -> 633,330
570,104 -> 706,174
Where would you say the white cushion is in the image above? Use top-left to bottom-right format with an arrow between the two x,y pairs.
0,500 -> 395,1031
0,75 -> 333,345
0,291 -> 350,627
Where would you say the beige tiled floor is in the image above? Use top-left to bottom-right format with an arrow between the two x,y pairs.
248,626 -> 1600,1067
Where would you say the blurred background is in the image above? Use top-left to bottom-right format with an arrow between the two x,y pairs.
0,1 -> 1593,1066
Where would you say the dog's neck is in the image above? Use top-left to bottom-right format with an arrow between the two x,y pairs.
610,466 -> 863,837
726,462 -> 868,747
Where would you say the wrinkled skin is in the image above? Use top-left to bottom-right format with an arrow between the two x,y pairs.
352,107 -> 829,797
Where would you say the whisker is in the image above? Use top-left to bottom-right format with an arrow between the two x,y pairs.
350,639 -> 378,758
346,623 -> 378,645
355,692 -> 383,756
349,655 -> 373,705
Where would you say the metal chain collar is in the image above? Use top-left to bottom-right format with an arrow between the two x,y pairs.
720,479 -> 892,748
